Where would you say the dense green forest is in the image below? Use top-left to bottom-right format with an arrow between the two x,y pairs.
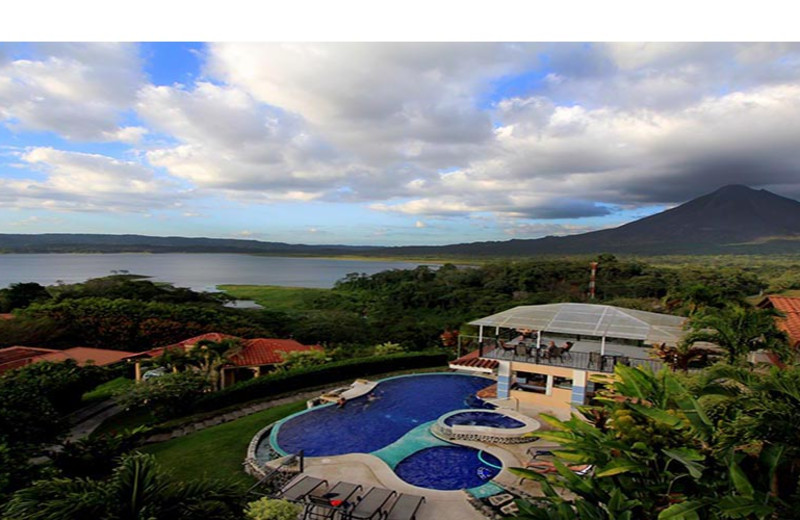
0,255 -> 786,352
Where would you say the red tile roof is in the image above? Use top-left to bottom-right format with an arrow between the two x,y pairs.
758,295 -> 800,347
144,332 -> 239,357
36,347 -> 137,367
0,345 -> 135,374
449,348 -> 499,371
231,338 -> 321,366
136,333 -> 322,367
0,346 -> 59,374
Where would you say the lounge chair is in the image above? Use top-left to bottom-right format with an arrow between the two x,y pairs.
303,495 -> 340,520
384,493 -> 426,520
276,475 -> 328,502
323,481 -> 363,505
347,487 -> 397,519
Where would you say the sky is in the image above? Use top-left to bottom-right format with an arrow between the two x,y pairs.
2,42 -> 800,245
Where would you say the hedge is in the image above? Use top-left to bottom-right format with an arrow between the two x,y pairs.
192,351 -> 448,412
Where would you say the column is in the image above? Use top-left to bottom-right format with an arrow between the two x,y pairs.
571,370 -> 587,405
497,360 -> 511,399
545,374 -> 554,396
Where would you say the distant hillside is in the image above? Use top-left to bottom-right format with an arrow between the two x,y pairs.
368,185 -> 800,256
0,234 -> 374,255
3,185 -> 800,256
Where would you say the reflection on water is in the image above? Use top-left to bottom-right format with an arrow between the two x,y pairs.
0,253 -> 436,290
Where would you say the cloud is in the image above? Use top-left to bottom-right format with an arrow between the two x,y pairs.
137,81 -> 345,197
503,222 -> 610,238
415,220 -> 427,228
0,43 -> 145,141
1,147 -> 186,212
205,43 -> 541,176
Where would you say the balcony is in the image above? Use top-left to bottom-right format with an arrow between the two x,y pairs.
459,335 -> 666,374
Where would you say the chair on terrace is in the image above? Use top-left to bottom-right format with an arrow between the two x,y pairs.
303,481 -> 363,520
276,475 -> 328,502
384,493 -> 426,520
347,487 -> 397,519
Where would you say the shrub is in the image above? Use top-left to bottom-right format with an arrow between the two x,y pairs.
278,350 -> 329,370
115,371 -> 211,421
193,351 -> 447,413
245,498 -> 302,520
373,342 -> 404,356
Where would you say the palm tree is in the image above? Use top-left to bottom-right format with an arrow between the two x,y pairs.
190,338 -> 243,390
684,304 -> 789,364
2,452 -> 242,520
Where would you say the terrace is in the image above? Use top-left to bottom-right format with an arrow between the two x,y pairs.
464,335 -> 666,373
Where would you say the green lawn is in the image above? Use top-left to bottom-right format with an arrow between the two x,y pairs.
82,376 -> 134,404
218,284 -> 331,312
140,400 -> 306,488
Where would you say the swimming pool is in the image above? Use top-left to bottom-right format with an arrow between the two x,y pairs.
271,373 -> 493,457
394,446 -> 502,490
444,411 -> 526,429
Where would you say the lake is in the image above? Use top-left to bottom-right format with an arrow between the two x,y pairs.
0,254 -> 435,291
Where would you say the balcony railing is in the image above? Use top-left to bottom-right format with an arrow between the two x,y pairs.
458,335 -> 665,374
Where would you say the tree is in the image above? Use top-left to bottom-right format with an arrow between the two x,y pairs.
684,304 -> 789,364
0,282 -> 51,312
2,452 -> 242,520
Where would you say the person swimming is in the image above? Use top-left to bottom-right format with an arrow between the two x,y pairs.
337,397 -> 347,408
367,392 -> 378,402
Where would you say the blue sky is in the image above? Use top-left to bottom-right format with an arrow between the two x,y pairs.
1,42 -> 800,245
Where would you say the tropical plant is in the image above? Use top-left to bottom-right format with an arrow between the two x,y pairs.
512,365 -> 780,519
684,304 -> 789,364
651,340 -> 716,372
1,452 -> 242,520
373,342 -> 404,356
191,338 -> 244,390
244,497 -> 302,520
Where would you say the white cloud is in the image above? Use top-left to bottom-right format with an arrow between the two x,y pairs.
415,220 -> 427,228
138,81 -> 346,196
1,147 -> 186,212
0,43 -> 144,141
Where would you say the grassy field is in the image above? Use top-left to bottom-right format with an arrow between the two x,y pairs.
140,400 -> 306,487
218,284 -> 331,312
82,376 -> 134,404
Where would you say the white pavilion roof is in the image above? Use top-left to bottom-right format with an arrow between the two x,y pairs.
469,303 -> 688,345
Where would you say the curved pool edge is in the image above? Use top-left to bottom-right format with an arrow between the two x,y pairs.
263,371 -> 496,459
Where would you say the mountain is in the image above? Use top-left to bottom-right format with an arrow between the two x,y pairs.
371,185 -> 800,256
2,185 -> 800,256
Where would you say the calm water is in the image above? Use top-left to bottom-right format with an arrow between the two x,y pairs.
0,253 -> 435,291
271,374 -> 492,457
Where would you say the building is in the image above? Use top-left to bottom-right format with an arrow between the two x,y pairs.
453,303 -> 696,416
0,345 -> 136,374
757,295 -> 800,349
129,332 -> 323,387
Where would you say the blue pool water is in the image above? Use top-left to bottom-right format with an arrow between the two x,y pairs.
444,411 -> 526,429
272,374 -> 492,457
394,446 -> 502,490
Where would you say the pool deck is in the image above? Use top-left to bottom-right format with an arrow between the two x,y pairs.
300,439 -> 548,520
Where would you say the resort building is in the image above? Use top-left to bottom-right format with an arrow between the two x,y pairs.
129,332 -> 322,387
452,303 -> 693,415
0,345 -> 136,374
